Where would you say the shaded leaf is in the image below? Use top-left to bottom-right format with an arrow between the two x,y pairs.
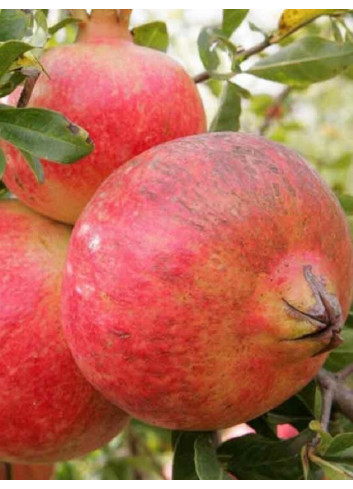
48,17 -> 81,36
210,81 -> 241,132
0,71 -> 26,97
0,40 -> 33,79
267,381 -> 317,430
20,149 -> 44,183
172,432 -> 199,480
325,433 -> 353,463
0,146 -> 6,178
276,9 -> 348,39
218,430 -> 314,479
248,37 -> 353,87
222,10 -> 248,38
309,450 -> 353,480
35,9 -> 48,34
247,416 -> 277,440
324,328 -> 353,372
0,106 -> 93,164
197,27 -> 238,77
338,194 -> 353,215
0,9 -> 30,41
132,22 -> 169,52
194,433 -> 231,480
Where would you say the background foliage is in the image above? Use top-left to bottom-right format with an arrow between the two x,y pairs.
1,8 -> 353,480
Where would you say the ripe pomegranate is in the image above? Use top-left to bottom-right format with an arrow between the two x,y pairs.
2,10 -> 206,224
0,201 -> 128,463
0,463 -> 55,480
62,132 -> 353,430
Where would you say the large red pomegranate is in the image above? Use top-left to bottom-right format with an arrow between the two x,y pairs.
62,132 -> 353,430
2,10 -> 206,224
0,201 -> 128,463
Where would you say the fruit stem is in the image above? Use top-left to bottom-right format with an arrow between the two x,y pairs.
76,9 -> 133,43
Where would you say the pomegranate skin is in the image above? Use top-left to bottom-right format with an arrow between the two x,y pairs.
3,38 -> 206,224
62,132 -> 353,430
0,201 -> 128,463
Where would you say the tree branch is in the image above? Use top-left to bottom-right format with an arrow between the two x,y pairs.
316,366 -> 353,431
193,16 -> 324,84
193,38 -> 270,84
4,463 -> 12,480
17,73 -> 40,108
259,87 -> 291,135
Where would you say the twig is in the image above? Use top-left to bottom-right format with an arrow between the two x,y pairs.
193,38 -> 270,84
259,86 -> 291,135
316,366 -> 353,431
17,73 -> 40,108
193,16 -> 324,84
337,363 -> 353,380
4,463 -> 12,480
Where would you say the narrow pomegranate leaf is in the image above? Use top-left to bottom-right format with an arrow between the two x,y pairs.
218,430 -> 314,479
194,432 -> 232,480
19,149 -> 44,183
324,329 -> 353,372
0,146 -> 6,179
210,81 -> 241,132
275,9 -> 349,39
222,9 -> 249,38
48,17 -> 80,36
0,106 -> 93,164
0,10 -> 31,41
0,40 -> 33,79
248,37 -> 353,86
172,432 -> 199,480
132,22 -> 169,52
0,71 -> 26,97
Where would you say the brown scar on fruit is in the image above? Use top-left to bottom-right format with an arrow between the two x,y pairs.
283,265 -> 343,355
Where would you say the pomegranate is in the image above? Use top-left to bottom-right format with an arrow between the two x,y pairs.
0,201 -> 128,463
62,132 -> 353,430
3,9 -> 206,224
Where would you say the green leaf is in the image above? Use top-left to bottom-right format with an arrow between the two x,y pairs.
0,180 -> 8,199
0,9 -> 30,41
218,430 -> 314,479
267,381 -> 317,431
0,106 -> 93,164
309,450 -> 353,479
0,145 -> 6,178
222,10 -> 249,38
338,194 -> 353,215
194,433 -> 232,480
20,149 -> 44,183
35,10 -> 48,34
0,71 -> 26,97
48,17 -> 80,36
0,40 -> 33,79
248,37 -> 353,86
172,432 -> 199,480
325,433 -> 353,463
210,81 -> 241,132
248,416 -> 278,440
324,328 -> 353,372
197,27 -> 238,76
132,22 -> 169,52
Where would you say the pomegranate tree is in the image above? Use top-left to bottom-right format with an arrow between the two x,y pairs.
2,10 -> 206,224
62,132 -> 353,430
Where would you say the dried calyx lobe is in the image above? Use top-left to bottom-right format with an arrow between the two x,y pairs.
284,265 -> 343,355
